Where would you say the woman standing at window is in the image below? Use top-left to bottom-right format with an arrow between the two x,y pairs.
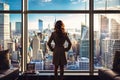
47,20 -> 72,80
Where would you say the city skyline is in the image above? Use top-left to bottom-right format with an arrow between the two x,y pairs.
28,14 -> 89,30
9,14 -> 88,31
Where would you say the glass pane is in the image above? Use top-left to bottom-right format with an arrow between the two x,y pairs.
28,14 -> 89,71
94,14 -> 120,70
94,0 -> 120,10
0,14 -> 22,71
28,0 -> 89,10
0,0 -> 21,10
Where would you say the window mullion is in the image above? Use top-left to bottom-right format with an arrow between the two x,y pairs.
22,0 -> 28,72
89,0 -> 94,75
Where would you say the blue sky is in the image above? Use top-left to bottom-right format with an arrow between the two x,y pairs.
28,0 -> 88,10
0,0 -> 88,10
0,0 -> 21,10
0,0 -> 119,10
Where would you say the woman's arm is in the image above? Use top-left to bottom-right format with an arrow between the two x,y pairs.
65,34 -> 72,51
47,33 -> 54,51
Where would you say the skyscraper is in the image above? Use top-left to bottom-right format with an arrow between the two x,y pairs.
0,3 -> 10,49
38,19 -> 43,32
80,24 -> 89,58
16,22 -> 21,34
99,14 -> 120,68
81,24 -> 88,40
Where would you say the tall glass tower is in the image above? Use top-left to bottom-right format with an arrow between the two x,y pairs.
38,19 -> 43,32
16,22 -> 21,34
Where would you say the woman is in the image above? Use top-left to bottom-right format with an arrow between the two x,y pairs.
47,20 -> 72,80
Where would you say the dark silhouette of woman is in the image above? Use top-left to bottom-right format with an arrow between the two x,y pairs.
47,20 -> 72,80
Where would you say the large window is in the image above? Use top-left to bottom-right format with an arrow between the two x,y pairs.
0,13 -> 22,70
28,14 -> 89,71
94,14 -> 120,69
0,0 -> 120,74
0,0 -> 22,71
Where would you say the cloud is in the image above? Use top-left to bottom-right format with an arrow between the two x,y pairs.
70,0 -> 81,4
41,0 -> 52,2
30,0 -> 52,2
81,0 -> 87,2
70,0 -> 88,4
95,0 -> 104,4
95,0 -> 113,4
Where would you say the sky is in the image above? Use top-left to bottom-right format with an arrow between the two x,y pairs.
0,0 -> 119,10
28,0 -> 88,10
0,0 -> 21,10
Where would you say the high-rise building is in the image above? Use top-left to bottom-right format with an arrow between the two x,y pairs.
0,3 -> 10,49
80,40 -> 89,58
111,19 -> 120,39
81,24 -> 88,40
80,24 -> 89,58
99,14 -> 120,68
10,22 -> 12,38
16,22 -> 21,34
38,19 -> 43,32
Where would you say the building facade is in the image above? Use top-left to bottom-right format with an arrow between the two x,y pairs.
0,3 -> 10,49
38,19 -> 43,32
16,22 -> 21,34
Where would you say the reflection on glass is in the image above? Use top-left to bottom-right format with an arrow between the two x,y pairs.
28,0 -> 89,10
94,0 -> 120,10
0,0 -> 21,10
94,14 -> 120,70
0,13 -> 21,70
28,14 -> 89,71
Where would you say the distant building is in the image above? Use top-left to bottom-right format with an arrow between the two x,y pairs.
81,24 -> 88,40
80,40 -> 89,58
79,60 -> 89,70
110,19 -> 120,39
99,14 -> 120,68
0,3 -> 10,49
38,19 -> 43,32
32,34 -> 44,61
10,22 -> 12,38
16,22 -> 21,34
